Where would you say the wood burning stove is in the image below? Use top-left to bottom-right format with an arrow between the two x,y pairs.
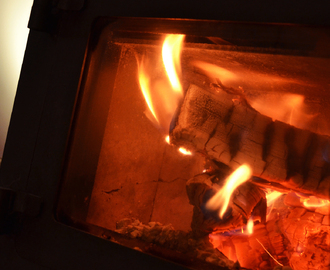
1,1 -> 330,270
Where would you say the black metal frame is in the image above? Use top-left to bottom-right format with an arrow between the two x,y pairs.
0,0 -> 329,269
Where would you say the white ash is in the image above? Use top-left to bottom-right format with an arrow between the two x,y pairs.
115,218 -> 235,269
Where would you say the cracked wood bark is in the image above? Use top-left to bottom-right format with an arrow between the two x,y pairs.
170,84 -> 330,199
186,173 -> 266,236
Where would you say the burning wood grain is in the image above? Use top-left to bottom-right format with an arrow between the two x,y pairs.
170,83 -> 330,199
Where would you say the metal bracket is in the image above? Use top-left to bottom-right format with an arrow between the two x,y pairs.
0,187 -> 42,234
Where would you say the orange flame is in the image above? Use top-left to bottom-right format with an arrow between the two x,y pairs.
300,196 -> 330,208
138,34 -> 184,133
206,165 -> 252,218
193,61 -> 238,84
138,62 -> 158,123
246,218 -> 254,235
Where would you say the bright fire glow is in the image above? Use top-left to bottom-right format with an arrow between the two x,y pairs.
301,196 -> 330,208
247,218 -> 254,235
178,147 -> 192,155
266,190 -> 283,207
138,34 -> 185,133
206,165 -> 252,218
266,190 -> 284,221
162,35 -> 185,93
165,135 -> 170,144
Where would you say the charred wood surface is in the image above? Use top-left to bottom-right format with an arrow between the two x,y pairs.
170,84 -> 330,199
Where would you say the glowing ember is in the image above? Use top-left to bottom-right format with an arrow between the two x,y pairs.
162,34 -> 185,93
165,135 -> 170,144
250,93 -> 315,130
206,164 -> 252,218
178,147 -> 192,155
301,196 -> 330,208
256,238 -> 283,267
138,34 -> 184,133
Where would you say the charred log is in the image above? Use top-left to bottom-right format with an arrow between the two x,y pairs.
170,84 -> 330,199
186,173 -> 266,237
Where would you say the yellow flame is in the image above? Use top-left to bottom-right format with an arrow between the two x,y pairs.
178,147 -> 192,155
206,165 -> 252,218
247,218 -> 254,235
301,196 -> 330,208
138,34 -> 185,132
162,34 -> 185,93
266,190 -> 283,207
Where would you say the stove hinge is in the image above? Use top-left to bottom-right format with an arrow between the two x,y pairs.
28,0 -> 85,32
0,187 -> 42,234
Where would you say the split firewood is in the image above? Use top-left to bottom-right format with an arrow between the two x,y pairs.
186,173 -> 266,237
170,83 -> 330,199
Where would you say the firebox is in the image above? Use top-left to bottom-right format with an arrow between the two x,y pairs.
1,1 -> 330,270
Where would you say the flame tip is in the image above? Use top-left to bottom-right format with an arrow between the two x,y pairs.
206,164 -> 252,219
138,34 -> 184,132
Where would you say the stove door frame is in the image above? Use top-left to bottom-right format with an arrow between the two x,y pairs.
0,0 -> 330,269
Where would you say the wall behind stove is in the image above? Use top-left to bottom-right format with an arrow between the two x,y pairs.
0,0 -> 33,158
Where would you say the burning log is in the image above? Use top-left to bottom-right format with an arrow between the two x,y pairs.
186,173 -> 266,236
170,83 -> 330,199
